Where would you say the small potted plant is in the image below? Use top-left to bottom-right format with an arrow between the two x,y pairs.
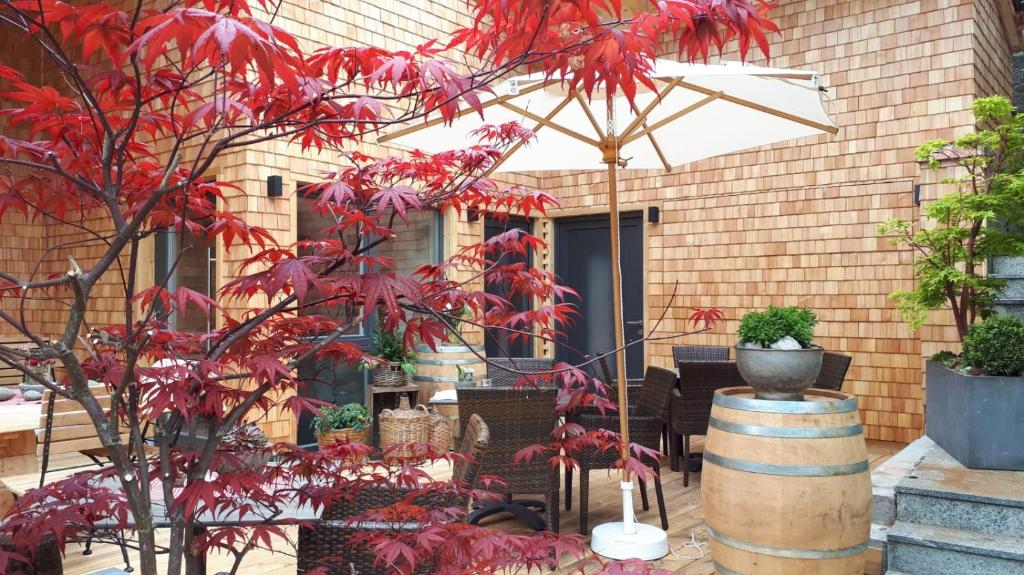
370,327 -> 415,387
735,306 -> 822,400
926,315 -> 1024,471
214,423 -> 271,474
312,403 -> 370,450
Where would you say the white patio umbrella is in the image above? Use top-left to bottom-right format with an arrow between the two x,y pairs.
381,59 -> 837,560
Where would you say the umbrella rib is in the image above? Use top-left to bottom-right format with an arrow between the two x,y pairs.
378,78 -> 556,144
497,101 -> 601,147
573,91 -> 605,138
482,92 -> 579,177
627,100 -> 671,171
676,80 -> 839,135
617,77 -> 684,142
621,91 -> 724,146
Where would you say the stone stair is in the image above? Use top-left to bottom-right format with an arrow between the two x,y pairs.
992,255 -> 1024,321
884,443 -> 1024,575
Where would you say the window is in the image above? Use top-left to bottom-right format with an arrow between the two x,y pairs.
295,192 -> 442,325
155,230 -> 217,333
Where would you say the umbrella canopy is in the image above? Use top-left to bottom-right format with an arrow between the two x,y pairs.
384,60 -> 836,172
381,59 -> 837,559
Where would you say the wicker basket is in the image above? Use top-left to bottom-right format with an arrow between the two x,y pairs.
372,362 -> 410,387
379,396 -> 430,459
316,427 -> 367,451
428,406 -> 453,452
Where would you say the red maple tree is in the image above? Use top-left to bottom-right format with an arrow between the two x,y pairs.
0,0 -> 773,573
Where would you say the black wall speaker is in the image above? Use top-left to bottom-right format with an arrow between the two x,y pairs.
267,175 -> 283,198
647,205 -> 660,224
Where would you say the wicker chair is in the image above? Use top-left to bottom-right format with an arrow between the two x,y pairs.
486,357 -> 555,387
297,414 -> 490,575
813,352 -> 853,391
672,344 -> 730,364
670,361 -> 746,484
564,366 -> 675,535
457,386 -> 560,531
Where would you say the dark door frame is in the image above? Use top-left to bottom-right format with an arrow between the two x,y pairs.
553,210 -> 647,379
483,214 -> 535,359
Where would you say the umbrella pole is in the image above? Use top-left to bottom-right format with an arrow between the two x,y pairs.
589,143 -> 668,561
605,157 -> 634,533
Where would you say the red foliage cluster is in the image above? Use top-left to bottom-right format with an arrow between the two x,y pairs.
0,0 -> 764,572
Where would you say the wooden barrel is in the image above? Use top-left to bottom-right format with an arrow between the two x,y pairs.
702,387 -> 871,575
413,344 -> 487,435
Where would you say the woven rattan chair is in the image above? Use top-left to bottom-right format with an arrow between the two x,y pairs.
486,357 -> 555,387
564,366 -> 675,535
297,414 -> 490,575
670,361 -> 746,484
457,385 -> 560,531
813,352 -> 853,391
672,344 -> 730,364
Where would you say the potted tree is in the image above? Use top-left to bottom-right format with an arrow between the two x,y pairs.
214,423 -> 271,474
926,315 -> 1024,470
312,403 -> 370,450
370,327 -> 415,387
735,306 -> 822,400
879,96 -> 1024,470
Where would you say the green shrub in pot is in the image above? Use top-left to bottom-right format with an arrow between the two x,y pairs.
737,306 -> 817,349
311,403 -> 370,436
735,306 -> 823,400
961,315 -> 1024,377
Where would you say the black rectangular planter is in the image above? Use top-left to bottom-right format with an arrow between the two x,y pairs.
926,361 -> 1024,471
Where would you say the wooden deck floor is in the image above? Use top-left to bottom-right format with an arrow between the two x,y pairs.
1,440 -> 904,574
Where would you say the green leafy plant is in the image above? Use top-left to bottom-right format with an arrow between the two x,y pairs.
311,403 -> 370,436
960,315 -> 1024,376
371,327 -> 415,375
220,423 -> 269,452
738,306 -> 817,348
879,96 -> 1024,341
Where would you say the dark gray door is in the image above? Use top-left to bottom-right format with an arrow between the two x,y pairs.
555,212 -> 644,379
484,215 -> 533,358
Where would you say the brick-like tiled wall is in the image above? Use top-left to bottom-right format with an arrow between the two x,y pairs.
532,0 -> 1014,442
1,0 -> 1016,443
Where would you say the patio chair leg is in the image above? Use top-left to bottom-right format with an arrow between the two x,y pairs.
114,531 -> 134,572
548,477 -> 560,534
579,467 -> 590,535
564,466 -> 572,511
669,431 -> 680,473
661,424 -> 668,455
682,435 -> 691,488
638,477 -> 650,511
654,464 -> 668,530
82,532 -> 94,555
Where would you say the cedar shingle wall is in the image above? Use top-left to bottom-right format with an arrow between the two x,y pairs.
529,0 -> 1013,442
1,0 -> 1016,443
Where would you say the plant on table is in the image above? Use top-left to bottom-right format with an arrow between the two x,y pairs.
735,306 -> 823,400
879,96 -> 1024,341
0,0 -> 778,572
369,326 -> 415,386
311,403 -> 370,445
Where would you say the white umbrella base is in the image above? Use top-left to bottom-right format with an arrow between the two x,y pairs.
590,521 -> 669,561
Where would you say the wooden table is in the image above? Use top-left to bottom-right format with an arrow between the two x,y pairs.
0,403 -> 41,474
366,384 -> 420,447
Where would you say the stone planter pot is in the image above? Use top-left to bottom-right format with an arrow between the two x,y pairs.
734,346 -> 823,400
925,361 -> 1024,471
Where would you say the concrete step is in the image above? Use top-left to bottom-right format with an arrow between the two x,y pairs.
896,481 -> 1024,538
991,255 -> 1024,277
894,443 -> 1024,537
887,522 -> 1024,575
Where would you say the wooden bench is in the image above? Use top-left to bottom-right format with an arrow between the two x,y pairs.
0,339 -> 40,391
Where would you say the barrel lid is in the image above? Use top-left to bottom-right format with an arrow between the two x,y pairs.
415,344 -> 485,353
713,386 -> 858,414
